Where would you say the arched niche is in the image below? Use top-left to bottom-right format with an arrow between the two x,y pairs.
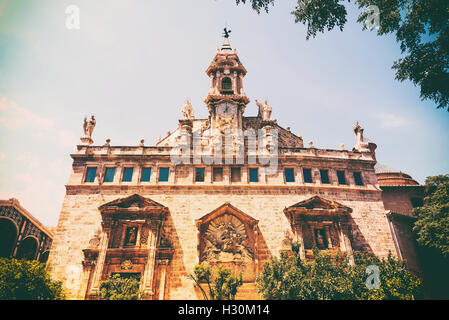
0,217 -> 19,258
196,203 -> 259,281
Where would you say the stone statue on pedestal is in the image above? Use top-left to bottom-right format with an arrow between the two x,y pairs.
80,115 -> 96,145
181,100 -> 194,120
256,99 -> 272,121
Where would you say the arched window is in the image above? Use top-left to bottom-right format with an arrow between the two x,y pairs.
0,218 -> 18,258
16,236 -> 39,260
221,77 -> 233,93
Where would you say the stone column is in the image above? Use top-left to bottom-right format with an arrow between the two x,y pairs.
142,220 -> 161,296
90,221 -> 112,292
339,223 -> 354,264
232,71 -> 237,93
80,262 -> 95,299
209,73 -> 215,93
215,71 -> 220,93
294,221 -> 305,260
157,260 -> 169,300
325,226 -> 333,249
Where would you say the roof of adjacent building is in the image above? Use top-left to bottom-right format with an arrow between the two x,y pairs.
374,163 -> 397,174
375,163 -> 420,186
0,198 -> 54,238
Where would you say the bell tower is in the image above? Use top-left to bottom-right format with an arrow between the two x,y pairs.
204,29 -> 250,132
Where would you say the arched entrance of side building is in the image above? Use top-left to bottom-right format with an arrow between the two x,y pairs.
0,217 -> 19,258
15,236 -> 39,260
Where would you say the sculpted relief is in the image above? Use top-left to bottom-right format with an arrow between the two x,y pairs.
201,214 -> 254,263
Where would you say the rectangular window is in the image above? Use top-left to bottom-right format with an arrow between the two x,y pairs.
213,167 -> 223,182
284,168 -> 295,183
320,169 -> 330,184
85,167 -> 97,183
231,167 -> 241,183
353,172 -> 363,186
122,167 -> 134,182
337,171 -> 347,185
303,168 -> 313,183
141,167 -> 151,182
249,168 -> 259,182
159,167 -> 169,182
195,168 -> 205,182
104,167 -> 116,183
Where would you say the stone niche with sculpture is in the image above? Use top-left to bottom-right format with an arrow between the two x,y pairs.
196,203 -> 259,282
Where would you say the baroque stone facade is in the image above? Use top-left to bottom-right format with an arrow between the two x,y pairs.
48,37 -> 407,300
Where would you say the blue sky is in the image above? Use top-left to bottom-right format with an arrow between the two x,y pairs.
0,0 -> 448,226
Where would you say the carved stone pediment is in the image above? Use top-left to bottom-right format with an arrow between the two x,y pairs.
284,196 -> 352,216
196,203 -> 258,264
98,194 -> 168,220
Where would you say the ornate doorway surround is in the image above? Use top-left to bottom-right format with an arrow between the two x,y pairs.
82,194 -> 173,299
284,196 -> 354,262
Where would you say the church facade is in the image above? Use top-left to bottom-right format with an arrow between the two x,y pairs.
48,36 -> 410,300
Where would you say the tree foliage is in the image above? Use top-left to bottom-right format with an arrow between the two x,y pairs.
190,264 -> 243,300
99,274 -> 143,300
0,258 -> 65,300
413,174 -> 449,257
236,0 -> 449,110
256,243 -> 423,300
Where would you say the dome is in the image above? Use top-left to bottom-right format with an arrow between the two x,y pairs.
375,163 -> 419,186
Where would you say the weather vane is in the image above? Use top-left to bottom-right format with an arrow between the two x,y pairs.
223,27 -> 231,39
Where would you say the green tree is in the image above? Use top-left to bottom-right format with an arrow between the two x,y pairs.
190,264 -> 243,300
235,0 -> 449,111
0,258 -> 65,300
99,274 -> 143,300
256,243 -> 423,300
413,174 -> 449,257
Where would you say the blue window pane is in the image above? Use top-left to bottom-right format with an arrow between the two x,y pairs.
141,167 -> 151,182
159,168 -> 169,182
122,167 -> 134,182
337,171 -> 347,185
320,170 -> 330,184
85,167 -> 97,183
285,168 -> 295,182
353,172 -> 363,186
195,168 -> 205,182
249,168 -> 259,182
303,168 -> 312,183
104,167 -> 116,183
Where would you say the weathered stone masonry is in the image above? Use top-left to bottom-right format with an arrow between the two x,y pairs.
48,36 -> 399,300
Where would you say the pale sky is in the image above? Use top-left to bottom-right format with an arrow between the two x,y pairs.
1,0 -> 448,226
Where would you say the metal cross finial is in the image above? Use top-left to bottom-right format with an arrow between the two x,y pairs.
223,27 -> 232,39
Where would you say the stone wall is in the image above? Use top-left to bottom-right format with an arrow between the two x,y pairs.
381,186 -> 424,216
48,184 -> 397,300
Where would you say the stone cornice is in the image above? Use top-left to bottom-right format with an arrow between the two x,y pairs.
65,184 -> 382,195
70,148 -> 376,164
